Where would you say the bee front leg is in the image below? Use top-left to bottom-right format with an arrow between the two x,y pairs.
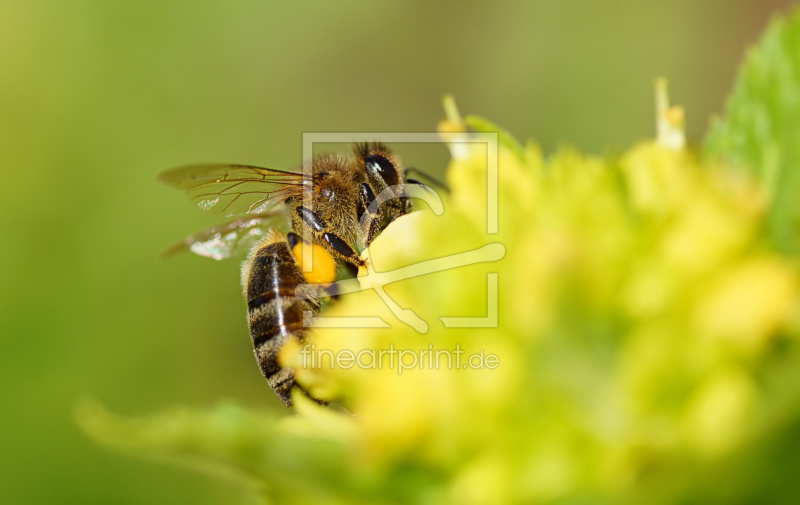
404,167 -> 449,191
321,232 -> 364,266
296,206 -> 365,267
358,183 -> 383,248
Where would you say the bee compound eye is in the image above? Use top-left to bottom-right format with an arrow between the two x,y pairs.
364,154 -> 399,188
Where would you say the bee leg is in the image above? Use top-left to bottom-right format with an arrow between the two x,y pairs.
365,220 -> 382,247
296,206 -> 365,267
406,178 -> 435,194
400,177 -> 434,216
322,232 -> 364,267
297,207 -> 326,234
358,183 -> 383,247
404,167 -> 449,191
399,196 -> 412,216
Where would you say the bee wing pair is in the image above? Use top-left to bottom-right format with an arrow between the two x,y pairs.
159,163 -> 310,260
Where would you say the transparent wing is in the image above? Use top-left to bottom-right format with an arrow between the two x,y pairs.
162,211 -> 290,260
159,163 -> 309,216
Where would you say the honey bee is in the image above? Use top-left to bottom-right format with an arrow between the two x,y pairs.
160,143 -> 426,406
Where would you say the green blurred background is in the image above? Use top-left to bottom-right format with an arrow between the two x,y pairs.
0,1 -> 795,503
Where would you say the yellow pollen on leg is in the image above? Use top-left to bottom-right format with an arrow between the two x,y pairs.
292,242 -> 337,286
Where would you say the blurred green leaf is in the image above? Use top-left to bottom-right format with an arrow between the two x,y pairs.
705,7 -> 800,254
76,399 -> 365,505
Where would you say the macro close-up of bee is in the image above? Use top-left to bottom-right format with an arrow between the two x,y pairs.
159,143 -> 433,406
11,2 -> 800,503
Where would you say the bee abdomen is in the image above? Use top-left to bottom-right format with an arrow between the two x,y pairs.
248,298 -> 306,376
245,239 -> 319,406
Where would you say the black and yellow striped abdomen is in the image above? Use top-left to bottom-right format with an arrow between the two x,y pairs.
243,233 -> 320,406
